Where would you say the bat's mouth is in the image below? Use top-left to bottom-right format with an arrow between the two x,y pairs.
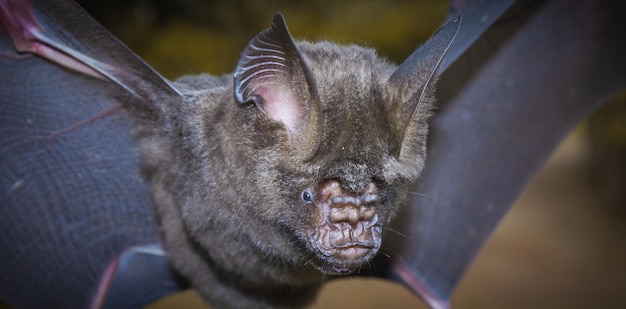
311,225 -> 382,275
308,180 -> 382,275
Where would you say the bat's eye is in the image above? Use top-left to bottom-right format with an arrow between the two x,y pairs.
301,190 -> 314,203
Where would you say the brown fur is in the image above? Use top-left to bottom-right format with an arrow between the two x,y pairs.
137,15 -> 455,309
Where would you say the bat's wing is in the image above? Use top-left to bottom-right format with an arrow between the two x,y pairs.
438,0 -> 516,73
384,0 -> 626,308
0,0 -> 184,308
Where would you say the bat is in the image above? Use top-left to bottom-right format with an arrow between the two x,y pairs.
1,0 -> 624,308
0,0 -> 459,308
133,11 -> 460,308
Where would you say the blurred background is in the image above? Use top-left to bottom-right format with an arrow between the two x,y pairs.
6,0 -> 625,308
73,0 -> 449,79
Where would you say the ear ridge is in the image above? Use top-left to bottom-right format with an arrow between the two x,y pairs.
388,16 -> 461,158
234,13 -> 322,161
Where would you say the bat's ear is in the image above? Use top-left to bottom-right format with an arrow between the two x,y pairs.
387,16 -> 460,158
234,13 -> 322,161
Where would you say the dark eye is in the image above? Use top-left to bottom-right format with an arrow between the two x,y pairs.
301,190 -> 314,203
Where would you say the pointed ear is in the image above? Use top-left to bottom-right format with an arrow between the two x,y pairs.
234,13 -> 322,161
388,16 -> 460,158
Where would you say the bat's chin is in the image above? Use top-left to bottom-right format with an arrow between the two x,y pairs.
312,244 -> 380,275
308,216 -> 383,276
316,260 -> 363,275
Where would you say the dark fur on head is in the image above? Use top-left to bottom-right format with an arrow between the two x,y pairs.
138,13 -> 458,309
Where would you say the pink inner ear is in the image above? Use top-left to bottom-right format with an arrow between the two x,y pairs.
258,84 -> 300,134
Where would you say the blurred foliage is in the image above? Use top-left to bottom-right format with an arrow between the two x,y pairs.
586,89 -> 626,211
588,90 -> 626,149
76,0 -> 449,78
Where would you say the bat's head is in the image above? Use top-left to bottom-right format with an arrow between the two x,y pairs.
233,14 -> 458,275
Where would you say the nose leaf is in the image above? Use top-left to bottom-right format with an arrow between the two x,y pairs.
315,180 -> 382,254
330,206 -> 359,224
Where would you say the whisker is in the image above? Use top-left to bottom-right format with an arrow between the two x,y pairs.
378,247 -> 406,264
377,251 -> 391,259
303,256 -> 316,267
383,226 -> 410,239
347,273 -> 355,282
365,260 -> 374,273
408,191 -> 426,196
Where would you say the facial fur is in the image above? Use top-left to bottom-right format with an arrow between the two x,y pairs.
138,14 -> 456,309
